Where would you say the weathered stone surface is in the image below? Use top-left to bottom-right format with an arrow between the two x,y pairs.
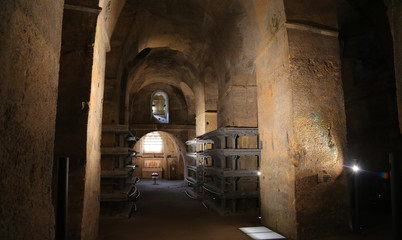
131,83 -> 194,125
54,6 -> 98,239
256,1 -> 349,238
0,0 -> 64,239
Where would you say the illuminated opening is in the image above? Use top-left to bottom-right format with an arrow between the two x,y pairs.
142,132 -> 164,154
151,91 -> 169,123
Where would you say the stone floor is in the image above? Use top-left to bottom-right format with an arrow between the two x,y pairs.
98,179 -> 392,240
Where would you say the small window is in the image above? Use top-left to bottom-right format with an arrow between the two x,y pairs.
151,91 -> 169,123
142,132 -> 163,153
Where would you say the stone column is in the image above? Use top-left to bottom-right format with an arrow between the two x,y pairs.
0,1 -> 64,239
196,67 -> 218,135
255,0 -> 349,239
54,3 -> 100,239
386,0 -> 402,134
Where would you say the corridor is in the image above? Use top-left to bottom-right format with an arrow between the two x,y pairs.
99,179 -> 260,240
1,1 -> 401,239
99,179 -> 392,240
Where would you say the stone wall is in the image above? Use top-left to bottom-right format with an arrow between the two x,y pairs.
54,0 -> 125,239
133,131 -> 183,179
0,0 -> 64,239
130,83 -> 195,125
212,2 -> 258,128
255,0 -> 349,239
54,4 -> 98,238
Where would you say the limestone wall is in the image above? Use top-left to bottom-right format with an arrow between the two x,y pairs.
54,0 -> 125,239
130,83 -> 195,125
132,131 -> 183,180
0,0 -> 64,239
255,0 -> 349,239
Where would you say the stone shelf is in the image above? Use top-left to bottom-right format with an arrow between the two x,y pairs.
100,124 -> 140,217
204,167 -> 259,177
186,152 -> 207,159
185,176 -> 197,185
185,138 -> 214,146
185,127 -> 261,215
203,148 -> 260,157
186,165 -> 197,171
200,127 -> 259,139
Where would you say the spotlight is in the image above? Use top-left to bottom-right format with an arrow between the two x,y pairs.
352,165 -> 360,172
257,171 -> 261,176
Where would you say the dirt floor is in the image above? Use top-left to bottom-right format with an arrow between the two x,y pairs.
99,179 -> 261,240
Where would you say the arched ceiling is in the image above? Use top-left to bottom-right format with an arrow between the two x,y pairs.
106,0 -> 261,125
127,48 -> 198,94
105,0 -> 250,84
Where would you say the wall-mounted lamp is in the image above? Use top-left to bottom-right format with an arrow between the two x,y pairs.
352,165 -> 360,173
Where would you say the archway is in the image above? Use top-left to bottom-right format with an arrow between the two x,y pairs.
131,131 -> 186,180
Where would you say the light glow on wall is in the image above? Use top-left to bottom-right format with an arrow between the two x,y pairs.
142,132 -> 163,153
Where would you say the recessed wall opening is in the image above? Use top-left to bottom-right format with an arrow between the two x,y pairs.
151,91 -> 169,123
132,131 -> 185,180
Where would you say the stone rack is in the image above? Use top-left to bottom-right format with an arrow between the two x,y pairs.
185,139 -> 212,200
100,125 -> 139,217
185,127 -> 261,214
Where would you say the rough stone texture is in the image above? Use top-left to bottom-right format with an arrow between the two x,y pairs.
255,1 -> 349,239
196,112 -> 218,136
212,3 -> 259,128
256,22 -> 297,238
130,83 -> 194,125
0,0 -> 64,239
288,28 -> 349,239
53,1 -> 125,239
53,5 -> 98,239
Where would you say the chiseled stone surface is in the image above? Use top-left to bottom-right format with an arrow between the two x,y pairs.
256,1 -> 349,239
0,0 -> 64,239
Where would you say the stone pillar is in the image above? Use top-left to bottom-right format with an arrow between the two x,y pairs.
0,0 -> 64,239
255,0 -> 349,239
386,0 -> 402,134
219,83 -> 258,128
195,82 -> 208,136
196,67 -> 218,135
54,3 -> 100,239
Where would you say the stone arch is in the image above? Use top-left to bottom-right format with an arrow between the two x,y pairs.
122,47 -> 201,124
130,83 -> 194,125
132,130 -> 189,180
